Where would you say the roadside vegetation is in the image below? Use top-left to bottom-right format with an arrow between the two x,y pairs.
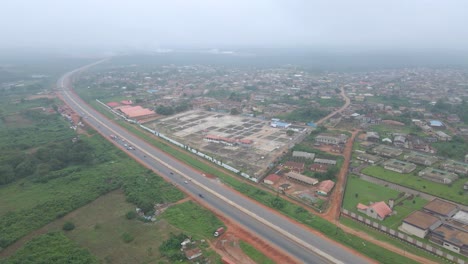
239,241 -> 275,264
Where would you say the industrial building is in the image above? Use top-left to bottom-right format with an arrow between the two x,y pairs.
372,145 -> 403,157
418,167 -> 459,184
403,152 -> 438,166
383,159 -> 417,173
400,211 -> 442,238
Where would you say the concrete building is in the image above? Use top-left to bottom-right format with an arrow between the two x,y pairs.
430,225 -> 468,256
423,199 -> 458,218
365,131 -> 380,142
292,151 -> 315,160
284,161 -> 305,173
315,134 -> 348,145
383,159 -> 417,173
403,152 -> 438,166
400,211 -> 442,238
355,153 -> 382,164
314,158 -> 337,165
310,163 -> 328,173
435,131 -> 452,141
372,145 -> 403,157
285,172 -> 319,185
418,167 -> 459,184
440,160 -> 468,176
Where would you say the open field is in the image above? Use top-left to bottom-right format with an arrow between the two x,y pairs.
362,165 -> 467,205
343,175 -> 428,229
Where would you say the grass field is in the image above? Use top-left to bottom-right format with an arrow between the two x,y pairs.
239,241 -> 275,264
343,175 -> 428,229
362,165 -> 467,205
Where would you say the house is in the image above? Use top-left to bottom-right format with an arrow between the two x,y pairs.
435,131 -> 452,141
356,201 -> 392,221
365,131 -> 380,142
185,248 -> 203,260
106,101 -> 120,108
440,160 -> 468,176
355,153 -> 382,164
430,225 -> 468,256
429,120 -> 444,128
310,163 -> 328,173
423,199 -> 458,218
418,168 -> 459,184
263,174 -> 281,185
270,120 -> 291,128
393,135 -> 407,147
285,172 -> 319,185
400,211 -> 442,238
383,159 -> 417,173
292,151 -> 315,160
313,158 -> 337,165
403,152 -> 438,166
465,154 -> 468,163
316,180 -> 335,196
284,161 -> 305,173
464,181 -> 468,191
315,134 -> 348,145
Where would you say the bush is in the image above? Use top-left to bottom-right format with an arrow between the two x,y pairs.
126,210 -> 137,220
62,221 -> 75,231
121,232 -> 134,243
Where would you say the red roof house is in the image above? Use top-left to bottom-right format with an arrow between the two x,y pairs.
106,102 -> 120,108
263,174 -> 281,185
316,180 -> 335,196
356,201 -> 392,221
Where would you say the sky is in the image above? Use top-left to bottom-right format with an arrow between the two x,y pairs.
2,0 -> 468,52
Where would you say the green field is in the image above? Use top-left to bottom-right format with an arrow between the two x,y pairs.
343,175 -> 428,228
362,165 -> 467,205
239,241 -> 275,264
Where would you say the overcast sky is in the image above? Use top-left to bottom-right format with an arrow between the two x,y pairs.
2,0 -> 468,51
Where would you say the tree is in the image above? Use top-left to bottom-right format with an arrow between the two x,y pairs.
230,108 -> 240,115
62,221 -> 75,231
286,130 -> 295,136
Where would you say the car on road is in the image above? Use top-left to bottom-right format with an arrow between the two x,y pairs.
169,172 -> 174,175
184,180 -> 188,184
198,194 -> 204,198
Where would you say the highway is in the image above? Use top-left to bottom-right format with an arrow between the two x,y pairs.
57,61 -> 372,264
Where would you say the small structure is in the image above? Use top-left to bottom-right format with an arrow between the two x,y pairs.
292,151 -> 316,160
316,180 -> 335,196
418,167 -> 459,184
356,201 -> 392,221
106,101 -> 120,108
452,211 -> 468,225
430,225 -> 468,256
383,159 -> 417,173
185,248 -> 203,260
285,172 -> 319,186
435,131 -> 452,141
263,174 -> 281,185
284,161 -> 305,173
270,119 -> 291,128
315,134 -> 348,145
278,183 -> 291,191
365,131 -> 380,142
429,120 -> 444,128
423,199 -> 458,218
400,211 -> 442,238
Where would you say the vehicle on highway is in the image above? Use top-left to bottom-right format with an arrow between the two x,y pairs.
184,180 -> 188,184
169,172 -> 174,175
198,194 -> 204,198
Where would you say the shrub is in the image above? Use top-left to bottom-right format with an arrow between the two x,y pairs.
121,232 -> 134,243
62,221 -> 75,231
126,210 -> 137,220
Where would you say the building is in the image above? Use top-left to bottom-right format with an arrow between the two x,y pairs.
356,201 -> 392,221
383,159 -> 417,173
403,152 -> 438,166
372,145 -> 403,157
465,181 -> 468,191
400,211 -> 442,238
284,161 -> 305,173
185,248 -> 203,260
393,135 -> 407,147
430,225 -> 468,256
309,163 -> 329,173
263,174 -> 281,185
365,131 -> 380,142
440,160 -> 468,176
270,120 -> 291,128
285,172 -> 319,185
292,151 -> 315,160
423,199 -> 458,218
465,153 -> 468,163
429,120 -> 444,128
313,158 -> 337,165
418,167 -> 459,184
118,105 -> 157,119
279,183 -> 291,191
452,211 -> 468,225
435,131 -> 452,141
355,153 -> 382,164
316,180 -> 335,196
315,134 -> 348,145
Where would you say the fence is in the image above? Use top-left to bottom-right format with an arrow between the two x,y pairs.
96,99 -> 258,183
341,208 -> 466,264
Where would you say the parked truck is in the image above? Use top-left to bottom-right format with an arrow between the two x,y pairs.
213,227 -> 225,237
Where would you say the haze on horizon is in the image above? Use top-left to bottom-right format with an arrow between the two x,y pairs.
1,0 -> 468,53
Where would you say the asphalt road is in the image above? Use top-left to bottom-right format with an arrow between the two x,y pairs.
57,61 -> 372,264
